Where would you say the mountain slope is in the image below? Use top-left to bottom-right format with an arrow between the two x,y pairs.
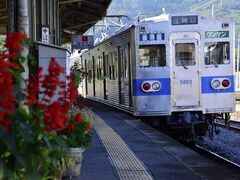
107,0 -> 240,34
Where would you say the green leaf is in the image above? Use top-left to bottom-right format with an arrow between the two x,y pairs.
43,136 -> 52,150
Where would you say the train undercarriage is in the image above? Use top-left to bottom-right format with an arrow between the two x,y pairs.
141,112 -> 231,143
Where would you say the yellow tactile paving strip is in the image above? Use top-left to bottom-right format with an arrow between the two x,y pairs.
88,110 -> 153,180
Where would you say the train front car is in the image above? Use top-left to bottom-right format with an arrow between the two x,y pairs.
80,13 -> 235,139
133,14 -> 235,137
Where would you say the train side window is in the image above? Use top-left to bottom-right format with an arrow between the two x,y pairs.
119,47 -> 128,79
108,52 -> 114,80
109,66 -> 112,79
88,70 -> 92,80
97,56 -> 103,79
104,54 -> 109,78
106,51 -> 118,80
175,43 -> 195,66
87,60 -> 92,82
114,51 -> 118,79
204,42 -> 230,65
139,45 -> 166,67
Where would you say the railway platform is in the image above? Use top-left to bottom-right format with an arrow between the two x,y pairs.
70,100 -> 240,180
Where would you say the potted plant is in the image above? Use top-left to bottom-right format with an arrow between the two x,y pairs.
60,62 -> 92,177
60,110 -> 92,177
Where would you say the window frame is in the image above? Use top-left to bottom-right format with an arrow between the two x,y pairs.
138,44 -> 166,67
175,43 -> 196,67
204,41 -> 230,66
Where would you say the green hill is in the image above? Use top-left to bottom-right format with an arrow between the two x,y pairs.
107,0 -> 240,35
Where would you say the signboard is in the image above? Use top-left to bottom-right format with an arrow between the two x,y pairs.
172,15 -> 198,25
41,26 -> 49,43
205,31 -> 229,38
71,35 -> 94,50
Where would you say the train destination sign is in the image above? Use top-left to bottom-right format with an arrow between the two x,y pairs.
205,31 -> 229,38
171,15 -> 198,25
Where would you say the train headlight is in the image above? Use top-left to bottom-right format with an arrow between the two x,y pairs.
222,79 -> 230,88
152,82 -> 161,90
211,79 -> 221,89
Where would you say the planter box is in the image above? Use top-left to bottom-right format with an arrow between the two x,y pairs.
63,147 -> 84,177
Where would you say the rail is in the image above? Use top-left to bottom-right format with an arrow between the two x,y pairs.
193,145 -> 240,171
215,119 -> 240,131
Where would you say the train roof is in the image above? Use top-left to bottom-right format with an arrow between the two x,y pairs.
91,13 -> 234,47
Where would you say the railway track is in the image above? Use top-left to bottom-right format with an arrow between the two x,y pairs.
141,115 -> 240,173
193,144 -> 240,171
215,119 -> 240,131
163,126 -> 240,173
147,118 -> 240,172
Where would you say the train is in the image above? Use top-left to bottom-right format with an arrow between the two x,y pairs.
78,13 -> 235,138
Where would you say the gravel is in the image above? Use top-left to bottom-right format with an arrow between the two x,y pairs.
197,126 -> 240,165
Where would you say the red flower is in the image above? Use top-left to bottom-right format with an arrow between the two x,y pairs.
75,113 -> 83,125
0,32 -> 27,131
66,122 -> 74,132
84,123 -> 92,132
1,118 -> 12,132
25,68 -> 43,106
4,32 -> 28,59
42,102 -> 67,131
0,59 -> 16,131
41,58 -> 65,98
74,95 -> 85,109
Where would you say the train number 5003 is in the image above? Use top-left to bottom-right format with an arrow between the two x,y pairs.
180,80 -> 192,84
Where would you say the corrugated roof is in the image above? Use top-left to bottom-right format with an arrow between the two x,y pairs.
59,0 -> 112,43
0,0 -> 112,43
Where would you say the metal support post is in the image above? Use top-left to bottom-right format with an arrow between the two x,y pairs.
237,36 -> 240,89
17,0 -> 29,89
7,0 -> 17,32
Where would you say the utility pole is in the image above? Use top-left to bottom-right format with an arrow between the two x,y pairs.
211,4 -> 215,18
220,0 -> 223,17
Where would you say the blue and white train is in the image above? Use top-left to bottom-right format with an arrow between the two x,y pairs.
80,13 -> 235,135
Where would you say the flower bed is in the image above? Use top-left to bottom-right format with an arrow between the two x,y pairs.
0,32 -> 92,179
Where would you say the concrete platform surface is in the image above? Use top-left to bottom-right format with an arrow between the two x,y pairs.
70,100 -> 240,180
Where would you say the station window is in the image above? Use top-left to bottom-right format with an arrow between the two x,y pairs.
139,45 -> 166,67
204,42 -> 230,65
175,43 -> 195,66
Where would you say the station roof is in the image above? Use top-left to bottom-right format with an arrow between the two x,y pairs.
60,0 -> 112,43
0,0 -> 112,43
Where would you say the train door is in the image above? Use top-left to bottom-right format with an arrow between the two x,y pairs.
118,45 -> 130,106
171,32 -> 200,107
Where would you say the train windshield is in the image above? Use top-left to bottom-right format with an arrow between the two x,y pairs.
175,43 -> 195,66
204,42 -> 230,65
139,45 -> 166,67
